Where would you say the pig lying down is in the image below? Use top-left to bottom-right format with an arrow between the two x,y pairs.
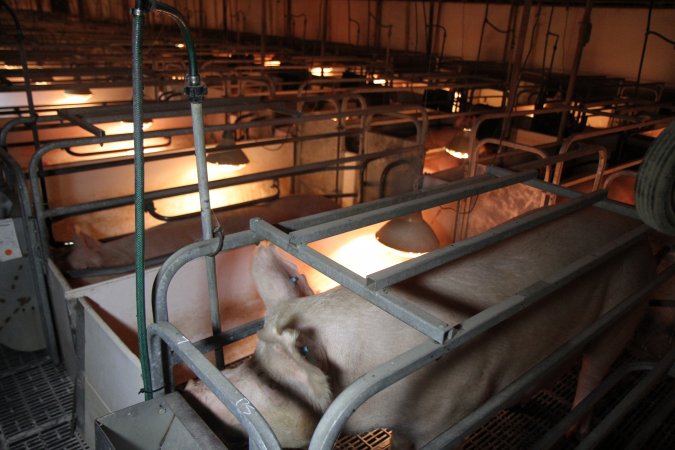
185,207 -> 655,447
65,195 -> 338,274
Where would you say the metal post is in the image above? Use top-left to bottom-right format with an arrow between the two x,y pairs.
557,0 -> 593,140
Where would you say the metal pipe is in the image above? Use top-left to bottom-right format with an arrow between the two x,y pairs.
430,262 -> 675,449
503,0 -> 532,137
577,343 -> 675,450
551,117 -> 673,187
366,190 -> 606,291
557,0 -> 594,139
190,100 -> 224,369
534,361 -> 656,449
635,0 -> 655,92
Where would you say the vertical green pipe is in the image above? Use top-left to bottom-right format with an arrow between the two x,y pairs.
131,3 -> 153,401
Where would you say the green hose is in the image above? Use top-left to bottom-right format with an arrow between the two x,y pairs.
154,2 -> 199,78
131,4 -> 153,401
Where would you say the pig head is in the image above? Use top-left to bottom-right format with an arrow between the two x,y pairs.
185,207 -> 655,447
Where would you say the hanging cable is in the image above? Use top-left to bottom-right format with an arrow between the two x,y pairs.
131,0 -> 153,400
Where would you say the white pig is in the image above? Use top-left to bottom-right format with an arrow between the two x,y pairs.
184,206 -> 655,447
66,195 -> 338,273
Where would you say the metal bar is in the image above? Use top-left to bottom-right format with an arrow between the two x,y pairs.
190,100 -> 224,369
557,0 -> 593,139
367,190 -> 607,291
147,322 -> 281,450
624,386 -> 675,450
433,260 -> 675,449
58,110 -> 106,137
251,219 -> 452,343
192,319 -> 264,355
577,342 -> 675,450
152,201 -> 388,323
41,143 -> 428,221
534,362 -> 656,449
487,166 -> 639,219
289,170 -> 537,245
308,225 -> 651,450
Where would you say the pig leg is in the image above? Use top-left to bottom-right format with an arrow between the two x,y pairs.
569,304 -> 645,435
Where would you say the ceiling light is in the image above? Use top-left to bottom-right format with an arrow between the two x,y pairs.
375,211 -> 439,254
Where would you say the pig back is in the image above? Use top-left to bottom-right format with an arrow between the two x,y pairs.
282,206 -> 654,444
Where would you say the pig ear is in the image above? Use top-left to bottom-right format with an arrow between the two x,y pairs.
67,225 -> 104,270
256,322 -> 332,412
252,242 -> 313,311
276,253 -> 314,297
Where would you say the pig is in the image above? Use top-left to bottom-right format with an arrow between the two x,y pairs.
66,195 -> 338,273
184,206 -> 655,448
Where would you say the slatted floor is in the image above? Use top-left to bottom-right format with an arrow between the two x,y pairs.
1,343 -> 674,449
0,345 -> 88,450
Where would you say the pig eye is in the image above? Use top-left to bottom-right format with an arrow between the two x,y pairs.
289,276 -> 298,284
299,344 -> 309,356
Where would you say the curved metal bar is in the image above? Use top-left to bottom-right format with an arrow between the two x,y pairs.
578,342 -> 675,450
602,170 -> 637,191
533,361 -> 656,449
145,185 -> 280,223
0,147 -> 60,363
147,321 -> 281,450
468,106 -> 572,177
551,117 -> 674,187
476,137 -> 551,181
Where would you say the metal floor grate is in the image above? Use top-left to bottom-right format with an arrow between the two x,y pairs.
0,345 -> 88,450
332,356 -> 675,450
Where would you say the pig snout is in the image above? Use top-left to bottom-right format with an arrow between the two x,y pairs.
183,358 -> 321,449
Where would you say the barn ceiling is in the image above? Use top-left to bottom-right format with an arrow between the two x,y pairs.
419,0 -> 675,7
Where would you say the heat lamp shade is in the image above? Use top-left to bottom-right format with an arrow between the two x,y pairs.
206,148 -> 249,166
444,128 -> 472,158
206,131 -> 249,166
375,212 -> 440,254
63,87 -> 93,97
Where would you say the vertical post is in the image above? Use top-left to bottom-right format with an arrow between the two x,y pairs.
260,0 -> 267,66
425,0 -> 436,69
503,0 -> 532,134
286,0 -> 292,40
320,0 -> 328,56
222,0 -> 228,39
635,0 -> 655,94
558,0 -> 593,140
374,0 -> 383,50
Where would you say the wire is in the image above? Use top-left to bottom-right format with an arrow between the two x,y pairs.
561,5 -> 570,73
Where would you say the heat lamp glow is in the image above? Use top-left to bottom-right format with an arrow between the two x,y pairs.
174,43 -> 185,49
206,160 -> 247,173
62,89 -> 92,102
310,66 -> 333,77
101,120 -> 153,135
308,223 -> 421,292
445,148 -> 469,159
